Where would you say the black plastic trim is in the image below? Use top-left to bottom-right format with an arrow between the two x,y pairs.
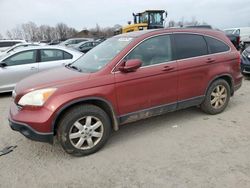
51,97 -> 119,132
9,118 -> 53,144
119,96 -> 205,125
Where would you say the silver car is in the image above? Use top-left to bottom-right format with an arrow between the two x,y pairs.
0,46 -> 82,93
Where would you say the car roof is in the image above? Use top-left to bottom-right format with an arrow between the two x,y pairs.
2,45 -> 82,57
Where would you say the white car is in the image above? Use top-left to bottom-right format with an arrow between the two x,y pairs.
59,38 -> 93,46
0,40 -> 26,52
224,27 -> 250,49
0,45 -> 83,93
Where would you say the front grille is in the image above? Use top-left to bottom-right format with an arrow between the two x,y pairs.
245,67 -> 250,72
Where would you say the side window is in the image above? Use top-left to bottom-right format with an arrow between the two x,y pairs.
204,36 -> 230,54
174,34 -> 208,59
63,51 -> 73,59
125,35 -> 173,67
40,49 -> 64,62
80,42 -> 91,48
93,42 -> 100,46
0,42 -> 12,48
4,50 -> 37,66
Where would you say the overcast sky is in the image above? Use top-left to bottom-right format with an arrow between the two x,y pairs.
0,0 -> 250,36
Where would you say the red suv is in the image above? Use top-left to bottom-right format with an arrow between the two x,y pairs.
9,28 -> 242,156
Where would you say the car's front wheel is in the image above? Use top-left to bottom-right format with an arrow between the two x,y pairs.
201,79 -> 230,115
57,104 -> 111,156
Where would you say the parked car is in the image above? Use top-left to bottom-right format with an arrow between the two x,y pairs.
224,27 -> 250,50
0,43 -> 40,56
0,46 -> 82,93
9,28 -> 242,156
225,33 -> 241,50
241,46 -> 250,77
0,40 -> 26,52
73,41 -> 100,53
59,38 -> 93,46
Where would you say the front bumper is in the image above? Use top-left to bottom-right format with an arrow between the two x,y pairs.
9,118 -> 53,144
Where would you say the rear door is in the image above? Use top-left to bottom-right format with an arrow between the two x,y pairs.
0,50 -> 38,91
38,49 -> 73,72
114,34 -> 178,117
173,33 -> 210,106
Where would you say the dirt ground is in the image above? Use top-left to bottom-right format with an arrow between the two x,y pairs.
0,79 -> 250,188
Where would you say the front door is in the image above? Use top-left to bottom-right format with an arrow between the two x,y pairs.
114,34 -> 178,119
0,50 -> 38,92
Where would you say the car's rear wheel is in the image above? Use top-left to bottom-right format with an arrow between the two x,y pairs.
201,79 -> 230,115
57,104 -> 111,156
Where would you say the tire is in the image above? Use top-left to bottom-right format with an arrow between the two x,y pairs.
201,79 -> 230,115
57,104 -> 111,156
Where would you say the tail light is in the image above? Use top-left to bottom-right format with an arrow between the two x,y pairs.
236,36 -> 240,46
237,52 -> 241,66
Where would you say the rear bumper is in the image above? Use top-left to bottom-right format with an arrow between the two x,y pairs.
9,118 -> 53,144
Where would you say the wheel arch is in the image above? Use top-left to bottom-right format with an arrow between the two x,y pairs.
205,74 -> 234,96
52,97 -> 119,135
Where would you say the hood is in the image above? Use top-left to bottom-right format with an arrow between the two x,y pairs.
15,66 -> 90,94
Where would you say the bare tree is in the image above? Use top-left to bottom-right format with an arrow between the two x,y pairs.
0,33 -> 3,39
6,30 -> 13,39
21,22 -> 38,41
55,23 -> 68,40
11,26 -> 23,39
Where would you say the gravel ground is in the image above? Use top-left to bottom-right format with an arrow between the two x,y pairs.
0,79 -> 250,188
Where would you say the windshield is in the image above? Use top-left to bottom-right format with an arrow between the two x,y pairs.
149,12 -> 163,25
71,37 -> 134,72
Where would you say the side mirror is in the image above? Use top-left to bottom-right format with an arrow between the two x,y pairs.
119,59 -> 142,73
0,62 -> 7,68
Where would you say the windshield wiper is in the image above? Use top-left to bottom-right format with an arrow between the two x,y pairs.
65,64 -> 82,72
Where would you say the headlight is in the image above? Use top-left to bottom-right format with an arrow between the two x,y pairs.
243,50 -> 250,58
18,88 -> 57,106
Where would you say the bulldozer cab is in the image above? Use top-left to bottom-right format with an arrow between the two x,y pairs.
117,10 -> 167,34
134,10 -> 166,29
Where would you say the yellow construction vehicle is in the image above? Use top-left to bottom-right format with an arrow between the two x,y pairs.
115,10 -> 167,34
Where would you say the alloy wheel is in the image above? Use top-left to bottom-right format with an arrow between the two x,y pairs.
69,116 -> 104,150
210,85 -> 228,109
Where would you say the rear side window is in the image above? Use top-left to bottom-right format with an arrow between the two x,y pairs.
40,49 -> 64,62
4,50 -> 37,66
204,36 -> 230,54
63,51 -> 73,59
174,34 -> 208,59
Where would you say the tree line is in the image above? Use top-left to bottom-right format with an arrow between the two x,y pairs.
0,18 -> 208,42
1,22 -> 121,42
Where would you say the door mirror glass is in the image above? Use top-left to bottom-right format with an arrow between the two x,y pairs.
119,59 -> 142,72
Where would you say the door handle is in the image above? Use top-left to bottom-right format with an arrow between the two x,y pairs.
162,66 -> 175,71
206,58 -> 216,63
